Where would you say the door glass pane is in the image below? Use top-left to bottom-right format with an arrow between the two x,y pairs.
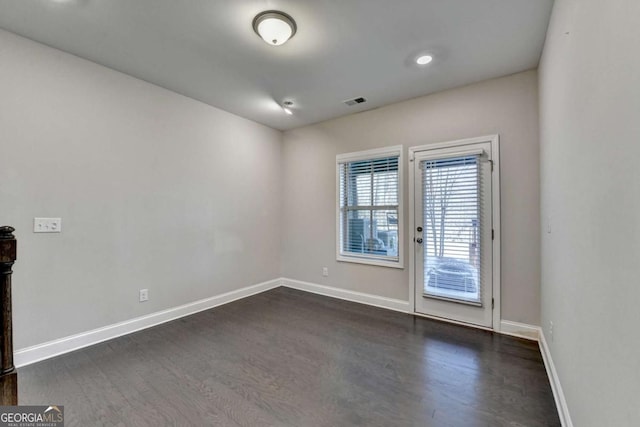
422,156 -> 481,304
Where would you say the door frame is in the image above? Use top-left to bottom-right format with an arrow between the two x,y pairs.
408,135 -> 501,330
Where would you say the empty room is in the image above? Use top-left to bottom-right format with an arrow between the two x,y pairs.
0,0 -> 638,426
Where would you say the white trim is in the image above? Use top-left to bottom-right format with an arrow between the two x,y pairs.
499,320 -> 540,341
280,278 -> 410,313
14,279 -> 281,368
408,134 -> 501,329
408,144 -> 417,316
336,145 -> 403,163
281,278 -> 541,342
335,145 -> 404,269
491,135 -> 501,331
336,254 -> 403,269
11,273 -> 568,427
539,330 -> 574,427
408,134 -> 499,153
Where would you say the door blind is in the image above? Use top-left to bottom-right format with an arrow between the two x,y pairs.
422,155 -> 483,304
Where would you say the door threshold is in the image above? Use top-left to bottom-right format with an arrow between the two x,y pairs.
410,311 -> 494,332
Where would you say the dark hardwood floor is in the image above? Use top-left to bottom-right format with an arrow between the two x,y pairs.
18,287 -> 560,426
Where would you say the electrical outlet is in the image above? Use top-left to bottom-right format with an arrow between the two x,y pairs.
549,321 -> 554,342
139,289 -> 149,302
322,267 -> 329,277
34,217 -> 62,233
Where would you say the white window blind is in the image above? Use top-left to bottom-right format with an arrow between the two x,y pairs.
338,155 -> 400,264
422,155 -> 482,303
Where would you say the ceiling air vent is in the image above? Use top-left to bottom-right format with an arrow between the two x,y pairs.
343,97 -> 367,106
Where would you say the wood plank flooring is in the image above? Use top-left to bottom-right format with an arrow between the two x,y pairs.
18,287 -> 560,426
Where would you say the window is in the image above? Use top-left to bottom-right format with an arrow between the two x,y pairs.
336,146 -> 403,268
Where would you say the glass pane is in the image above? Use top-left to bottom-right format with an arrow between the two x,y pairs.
373,171 -> 398,205
372,209 -> 399,257
343,210 -> 371,254
355,174 -> 372,206
422,156 -> 480,303
341,209 -> 399,258
342,157 -> 399,207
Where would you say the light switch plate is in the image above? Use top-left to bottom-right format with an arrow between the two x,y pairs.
34,218 -> 62,233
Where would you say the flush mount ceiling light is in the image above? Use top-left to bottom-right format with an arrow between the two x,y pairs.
253,11 -> 297,46
416,55 -> 433,65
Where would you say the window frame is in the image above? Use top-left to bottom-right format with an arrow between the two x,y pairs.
336,145 -> 404,269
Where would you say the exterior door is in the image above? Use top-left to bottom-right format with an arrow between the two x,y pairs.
412,138 -> 497,328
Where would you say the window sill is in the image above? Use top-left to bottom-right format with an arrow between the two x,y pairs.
337,254 -> 404,269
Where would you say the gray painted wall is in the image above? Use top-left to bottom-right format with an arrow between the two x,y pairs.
539,0 -> 640,425
281,70 -> 541,325
0,30 -> 283,350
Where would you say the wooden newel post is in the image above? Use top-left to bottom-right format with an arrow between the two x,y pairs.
0,226 -> 17,405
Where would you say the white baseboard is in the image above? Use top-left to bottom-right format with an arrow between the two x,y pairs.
14,278 -> 281,368
499,320 -> 540,341
14,273 -> 567,427
280,278 -> 410,313
539,330 -> 573,427
281,278 -> 543,342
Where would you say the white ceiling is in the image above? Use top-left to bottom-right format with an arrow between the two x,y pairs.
0,0 -> 553,131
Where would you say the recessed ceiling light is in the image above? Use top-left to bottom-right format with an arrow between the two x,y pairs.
416,55 -> 433,65
282,100 -> 294,114
253,11 -> 297,46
